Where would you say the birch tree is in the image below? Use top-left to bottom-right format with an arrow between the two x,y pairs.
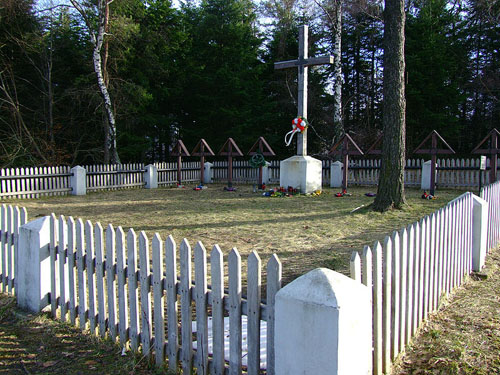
69,0 -> 120,163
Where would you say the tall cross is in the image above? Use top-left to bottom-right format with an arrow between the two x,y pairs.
275,25 -> 333,156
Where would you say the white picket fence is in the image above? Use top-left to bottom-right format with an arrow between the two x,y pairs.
1,157 -> 495,200
6,210 -> 282,374
481,180 -> 500,250
2,181 -> 500,374
348,187 -> 500,374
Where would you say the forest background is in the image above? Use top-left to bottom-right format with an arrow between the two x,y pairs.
0,0 -> 498,167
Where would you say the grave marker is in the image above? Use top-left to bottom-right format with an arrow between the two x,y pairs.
274,25 -> 333,193
191,139 -> 215,186
248,137 -> 275,187
218,138 -> 243,189
171,140 -> 190,186
472,128 -> 500,183
328,134 -> 364,191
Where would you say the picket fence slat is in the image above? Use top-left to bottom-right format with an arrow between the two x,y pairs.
116,227 -> 129,347
165,235 -> 179,371
127,229 -> 140,351
266,254 -> 281,375
247,251 -> 261,375
86,220 -> 97,335
139,231 -> 152,357
229,248 -> 242,375
67,217 -> 77,325
180,238 -> 193,373
194,242 -> 209,375
76,219 -> 87,331
152,234 -> 165,366
50,214 -> 58,318
95,223 -> 107,338
373,241 -> 383,375
391,231 -> 400,361
211,245 -> 225,375
382,235 -> 392,374
58,216 -> 67,322
106,224 -> 117,341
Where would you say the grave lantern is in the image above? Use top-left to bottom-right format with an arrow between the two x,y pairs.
472,128 -> 500,184
170,140 -> 190,186
328,134 -> 364,191
248,137 -> 275,188
218,138 -> 243,189
413,130 -> 455,196
191,139 -> 215,186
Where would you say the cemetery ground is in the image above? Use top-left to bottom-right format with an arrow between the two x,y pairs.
1,183 -> 499,374
11,183 -> 460,282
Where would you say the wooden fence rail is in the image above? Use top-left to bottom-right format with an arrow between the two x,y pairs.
47,214 -> 282,374
0,158 -> 496,200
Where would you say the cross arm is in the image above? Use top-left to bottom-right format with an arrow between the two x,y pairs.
274,55 -> 334,70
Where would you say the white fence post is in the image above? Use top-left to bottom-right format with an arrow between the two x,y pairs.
203,162 -> 213,184
330,161 -> 343,188
275,268 -> 372,375
262,161 -> 271,185
17,216 -> 51,312
144,164 -> 158,189
70,166 -> 86,195
472,194 -> 488,272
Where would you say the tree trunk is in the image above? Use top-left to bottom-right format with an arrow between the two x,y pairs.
332,0 -> 344,145
373,0 -> 406,211
70,0 -> 120,164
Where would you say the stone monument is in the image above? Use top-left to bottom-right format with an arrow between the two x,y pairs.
275,25 -> 333,193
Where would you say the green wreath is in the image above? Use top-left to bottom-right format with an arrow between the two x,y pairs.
249,152 -> 267,168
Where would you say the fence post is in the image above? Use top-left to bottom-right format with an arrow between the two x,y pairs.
16,216 -> 52,312
275,268 -> 372,375
203,162 -> 213,184
472,194 -> 488,272
144,164 -> 158,189
262,161 -> 271,185
70,166 -> 86,195
330,161 -> 343,188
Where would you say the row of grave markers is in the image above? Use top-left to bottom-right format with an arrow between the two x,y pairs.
330,128 -> 500,195
172,137 -> 275,188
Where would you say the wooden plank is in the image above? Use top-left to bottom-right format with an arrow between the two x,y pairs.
85,220 -> 97,335
76,219 -> 87,331
106,224 -> 117,342
0,205 -> 5,293
194,241 -> 208,375
399,227 -> 407,353
165,235 -> 179,371
382,236 -> 392,374
152,233 -> 165,366
373,241 -> 383,375
443,205 -> 451,295
67,217 -> 77,325
116,227 -> 129,348
350,251 -> 361,282
436,209 -> 445,305
139,231 -> 152,357
95,222 -> 107,338
428,213 -> 436,313
423,216 -> 431,320
247,251 -> 261,375
58,215 -> 67,322
210,245 -> 225,375
127,229 -> 140,351
180,238 -> 193,373
6,205 -> 13,293
12,207 -> 20,293
362,245 -> 372,288
50,213 -> 58,318
229,248 -> 242,375
391,231 -> 400,360
414,221 -> 422,332
405,224 -> 415,343
266,254 -> 281,375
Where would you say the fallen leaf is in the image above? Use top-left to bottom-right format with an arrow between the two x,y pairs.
42,361 -> 57,367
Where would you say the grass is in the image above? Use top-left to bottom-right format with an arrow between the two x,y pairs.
9,183 -> 461,283
0,294 -> 174,374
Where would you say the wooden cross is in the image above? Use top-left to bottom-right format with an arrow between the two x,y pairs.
275,25 -> 333,156
472,128 -> 500,183
170,140 -> 190,186
328,134 -> 364,191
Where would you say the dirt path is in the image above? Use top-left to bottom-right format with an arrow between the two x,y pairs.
392,245 -> 500,375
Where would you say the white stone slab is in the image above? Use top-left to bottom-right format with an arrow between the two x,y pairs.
279,155 -> 322,194
330,161 -> 343,187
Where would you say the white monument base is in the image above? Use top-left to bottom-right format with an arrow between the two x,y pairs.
280,155 -> 322,194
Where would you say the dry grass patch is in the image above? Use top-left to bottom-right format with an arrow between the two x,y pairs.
11,183 -> 461,283
392,245 -> 500,375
